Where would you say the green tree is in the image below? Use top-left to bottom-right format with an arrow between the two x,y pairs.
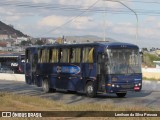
21,40 -> 32,46
35,40 -> 44,45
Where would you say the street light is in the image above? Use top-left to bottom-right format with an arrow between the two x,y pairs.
103,0 -> 139,41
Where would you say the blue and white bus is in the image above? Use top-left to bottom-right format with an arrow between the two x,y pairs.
25,42 -> 142,97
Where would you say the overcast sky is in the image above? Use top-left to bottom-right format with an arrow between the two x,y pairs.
0,0 -> 160,48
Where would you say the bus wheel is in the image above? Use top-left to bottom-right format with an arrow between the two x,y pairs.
42,79 -> 51,93
85,81 -> 97,98
116,92 -> 127,98
67,90 -> 77,94
51,88 -> 56,92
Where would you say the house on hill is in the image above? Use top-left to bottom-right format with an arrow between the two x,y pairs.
0,30 -> 9,40
0,42 -> 7,47
0,42 -> 12,51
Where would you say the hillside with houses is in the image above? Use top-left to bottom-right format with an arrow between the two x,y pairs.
0,21 -> 30,52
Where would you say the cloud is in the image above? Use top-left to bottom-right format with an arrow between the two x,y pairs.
111,22 -> 136,36
144,16 -> 157,23
38,15 -> 97,29
59,0 -> 98,7
32,0 -> 52,3
5,16 -> 21,22
59,0 -> 127,9
38,15 -> 70,27
140,28 -> 160,39
71,17 -> 96,29
0,7 -> 16,16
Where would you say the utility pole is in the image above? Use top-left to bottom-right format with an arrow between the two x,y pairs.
103,0 -> 139,41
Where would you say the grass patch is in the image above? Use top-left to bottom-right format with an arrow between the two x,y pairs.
0,92 -> 159,120
0,92 -> 64,111
143,52 -> 160,67
143,77 -> 160,81
0,92 -> 159,111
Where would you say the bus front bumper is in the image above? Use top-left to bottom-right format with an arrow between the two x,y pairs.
105,83 -> 142,93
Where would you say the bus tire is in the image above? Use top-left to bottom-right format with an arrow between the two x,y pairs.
51,88 -> 56,92
116,92 -> 127,98
67,90 -> 77,94
42,79 -> 51,93
85,81 -> 97,98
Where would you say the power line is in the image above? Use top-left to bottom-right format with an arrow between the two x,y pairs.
1,0 -> 160,37
124,0 -> 160,4
37,0 -> 100,37
0,1 -> 160,16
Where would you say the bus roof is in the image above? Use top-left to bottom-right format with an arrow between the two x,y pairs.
26,42 -> 139,50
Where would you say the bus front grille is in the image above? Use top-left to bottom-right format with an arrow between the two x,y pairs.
121,84 -> 134,89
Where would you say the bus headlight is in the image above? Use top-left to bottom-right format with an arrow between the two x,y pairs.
135,84 -> 138,87
112,84 -> 115,87
138,83 -> 141,86
116,85 -> 120,88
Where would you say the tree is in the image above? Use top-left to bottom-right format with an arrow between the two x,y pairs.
35,40 -> 44,45
20,40 -> 32,46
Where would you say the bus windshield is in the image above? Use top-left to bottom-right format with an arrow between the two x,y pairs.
106,48 -> 141,74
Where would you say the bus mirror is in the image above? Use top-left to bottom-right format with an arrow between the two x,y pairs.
102,54 -> 108,60
102,54 -> 105,59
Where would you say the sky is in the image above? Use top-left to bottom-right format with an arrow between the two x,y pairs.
0,0 -> 160,48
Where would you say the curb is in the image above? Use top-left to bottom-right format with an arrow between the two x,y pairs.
0,73 -> 25,82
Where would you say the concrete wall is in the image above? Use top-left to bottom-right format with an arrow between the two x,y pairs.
0,73 -> 25,81
142,68 -> 160,79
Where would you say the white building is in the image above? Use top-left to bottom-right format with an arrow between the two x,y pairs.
15,37 -> 28,44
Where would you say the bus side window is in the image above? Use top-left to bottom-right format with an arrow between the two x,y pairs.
46,49 -> 50,63
70,48 -> 81,63
70,48 -> 75,63
82,47 -> 89,63
88,48 -> 94,63
41,49 -> 49,63
38,49 -> 42,63
61,48 -> 70,63
82,47 -> 94,63
51,48 -> 59,63
25,50 -> 28,63
26,50 -> 30,63
76,48 -> 81,63
41,49 -> 45,63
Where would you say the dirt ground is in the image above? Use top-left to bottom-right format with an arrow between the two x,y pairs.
142,72 -> 160,79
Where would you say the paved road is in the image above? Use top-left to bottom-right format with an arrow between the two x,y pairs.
0,80 -> 160,110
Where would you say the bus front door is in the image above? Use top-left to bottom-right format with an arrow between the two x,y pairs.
30,54 -> 38,85
97,53 -> 106,91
